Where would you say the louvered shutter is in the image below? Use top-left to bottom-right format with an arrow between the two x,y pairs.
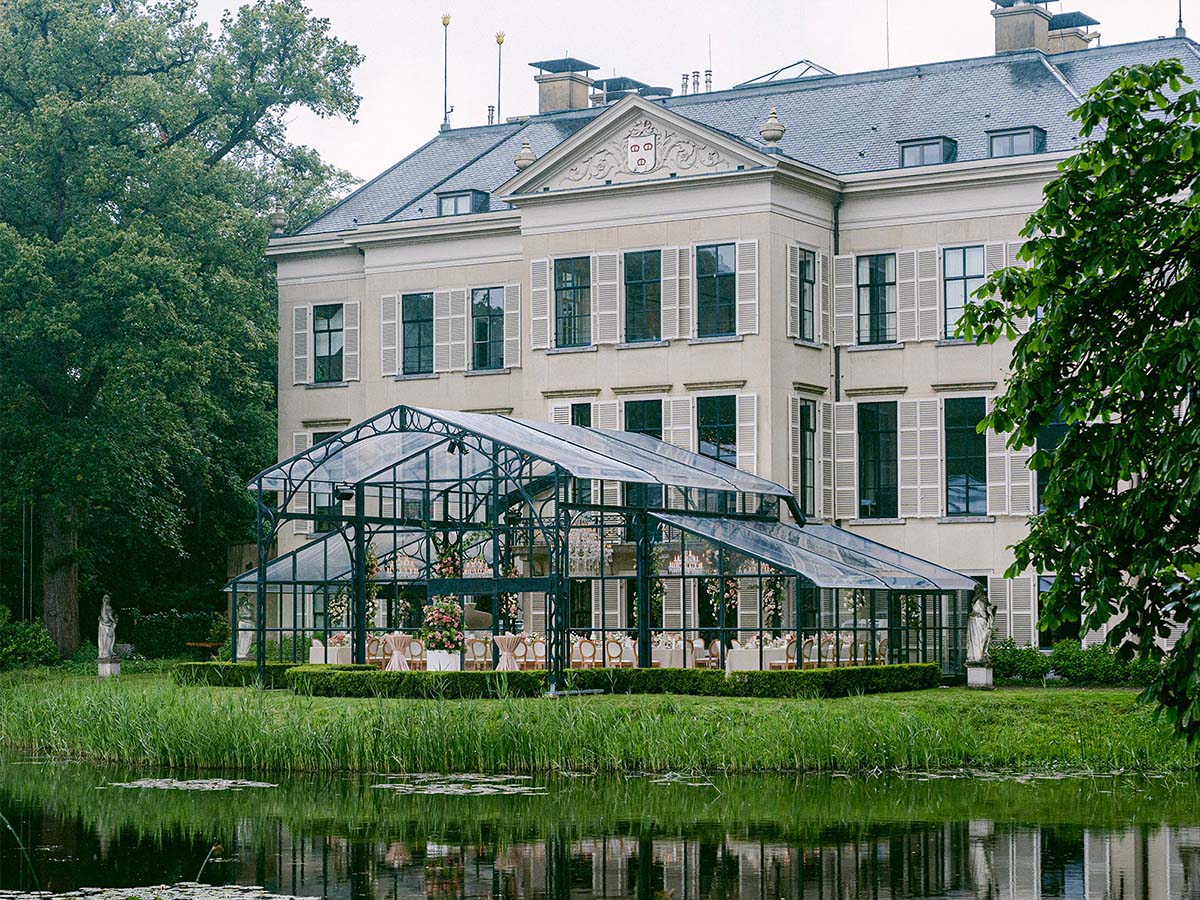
987,577 -> 1010,641
788,396 -> 802,504
663,397 -> 693,509
986,397 -> 1010,516
663,579 -> 684,629
1009,443 -> 1034,516
660,247 -> 679,340
834,402 -> 857,519
1007,241 -> 1034,332
592,401 -> 620,505
342,301 -> 360,381
292,305 -> 310,385
549,403 -> 571,425
433,290 -> 452,372
591,580 -> 624,630
896,250 -> 918,343
833,255 -> 855,345
380,295 -> 398,376
292,432 -> 311,534
983,242 -> 1007,286
594,252 -> 619,344
820,401 -> 834,520
818,251 -> 831,345
786,244 -> 800,339
736,393 -> 757,475
525,591 -> 546,633
917,248 -> 940,342
503,283 -> 521,368
735,240 -> 758,334
898,400 -> 920,518
737,582 -> 760,630
448,289 -> 468,371
530,258 -> 551,349
677,246 -> 693,339
1009,575 -> 1036,647
918,399 -> 942,517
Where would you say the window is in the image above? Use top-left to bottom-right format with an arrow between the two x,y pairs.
797,397 -> 816,517
945,397 -> 987,516
554,257 -> 591,348
899,138 -> 956,168
989,127 -> 1046,158
697,395 -> 737,467
624,250 -> 661,342
1036,419 -> 1070,512
1038,575 -> 1080,650
943,246 -> 985,339
312,304 -> 344,383
471,287 -> 504,371
857,254 -> 897,345
798,249 -> 816,342
696,243 -> 736,338
401,293 -> 434,375
571,402 -> 592,504
624,399 -> 664,513
858,402 -> 898,519
311,431 -> 339,533
437,190 -> 488,216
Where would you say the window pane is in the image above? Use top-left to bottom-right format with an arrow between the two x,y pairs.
471,286 -> 504,370
554,257 -> 591,348
858,402 -> 898,519
312,303 -> 344,383
965,246 -> 985,275
696,243 -> 736,338
945,248 -> 964,279
401,293 -> 433,375
697,395 -> 737,467
945,397 -> 987,516
624,250 -> 662,343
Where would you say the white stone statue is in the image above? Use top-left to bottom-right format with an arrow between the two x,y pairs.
966,584 -> 996,664
98,594 -> 119,677
237,619 -> 254,659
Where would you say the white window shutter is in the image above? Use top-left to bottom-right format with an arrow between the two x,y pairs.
677,246 -> 693,339
549,403 -> 571,426
917,248 -> 940,342
735,240 -> 759,335
663,397 -> 693,451
833,255 -> 855,346
594,252 -> 620,344
1009,575 -> 1036,647
984,242 -> 1007,279
897,250 -> 918,344
448,288 -> 467,371
503,283 -> 521,369
1009,444 -> 1034,516
787,244 -> 800,339
788,396 -> 802,504
292,432 -> 311,534
525,591 -> 546,633
433,289 -> 452,373
592,580 -> 624,630
592,400 -> 619,430
342,301 -> 360,381
818,251 -> 831,345
662,579 -> 683,629
820,401 -> 834,520
660,247 -> 680,340
1008,241 -> 1034,333
380,294 -> 398,376
988,576 -> 1010,640
834,401 -> 857,519
292,305 -> 310,385
986,397 -> 1010,516
898,400 -> 920,518
737,582 -> 760,630
918,398 -> 942,517
735,393 -> 757,475
530,258 -> 550,350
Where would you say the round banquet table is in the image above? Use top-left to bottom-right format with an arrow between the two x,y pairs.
384,633 -> 412,671
494,634 -> 523,671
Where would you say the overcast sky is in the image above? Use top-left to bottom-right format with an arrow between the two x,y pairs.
193,0 -> 1194,183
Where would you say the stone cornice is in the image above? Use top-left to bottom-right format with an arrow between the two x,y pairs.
840,153 -> 1069,197
611,384 -> 673,396
684,379 -> 747,392
792,381 -> 829,395
541,388 -> 602,399
266,212 -> 522,258
844,385 -> 908,398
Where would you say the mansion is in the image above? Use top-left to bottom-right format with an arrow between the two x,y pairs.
265,2 -> 1200,649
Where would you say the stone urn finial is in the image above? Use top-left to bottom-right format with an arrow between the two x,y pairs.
759,107 -> 786,147
514,138 -> 537,170
268,201 -> 288,235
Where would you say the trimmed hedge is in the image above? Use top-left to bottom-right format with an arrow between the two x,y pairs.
730,663 -> 942,698
125,608 -> 226,659
991,639 -> 1162,688
286,666 -> 549,699
169,661 -> 306,690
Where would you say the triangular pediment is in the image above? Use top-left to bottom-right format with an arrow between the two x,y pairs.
499,95 -> 774,197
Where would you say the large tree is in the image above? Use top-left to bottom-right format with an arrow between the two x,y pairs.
0,0 -> 361,653
961,59 -> 1199,740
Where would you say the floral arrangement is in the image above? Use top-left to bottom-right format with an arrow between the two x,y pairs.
761,572 -> 787,628
327,546 -> 380,625
327,632 -> 348,647
392,595 -> 413,623
497,561 -> 521,621
418,597 -> 464,651
704,576 -> 741,621
430,533 -> 463,585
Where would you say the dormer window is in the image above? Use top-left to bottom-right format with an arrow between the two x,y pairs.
899,137 -> 957,168
988,127 -> 1046,159
437,189 -> 489,217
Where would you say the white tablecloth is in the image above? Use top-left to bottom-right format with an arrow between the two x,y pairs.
724,647 -> 787,672
310,643 -> 351,665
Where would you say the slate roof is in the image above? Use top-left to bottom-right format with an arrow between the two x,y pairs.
294,38 -> 1200,236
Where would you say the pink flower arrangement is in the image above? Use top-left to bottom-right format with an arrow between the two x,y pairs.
418,597 -> 465,651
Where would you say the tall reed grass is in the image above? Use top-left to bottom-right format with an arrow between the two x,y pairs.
0,672 -> 1191,774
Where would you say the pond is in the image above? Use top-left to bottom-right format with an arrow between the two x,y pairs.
1,759 -> 1198,899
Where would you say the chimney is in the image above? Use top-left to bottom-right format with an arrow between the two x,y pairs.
1046,10 -> 1101,53
991,0 -> 1053,53
681,73 -> 689,96
530,57 -> 596,113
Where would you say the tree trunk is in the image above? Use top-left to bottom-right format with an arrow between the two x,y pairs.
42,503 -> 80,656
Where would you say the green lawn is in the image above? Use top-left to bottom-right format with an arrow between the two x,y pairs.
0,669 -> 1192,775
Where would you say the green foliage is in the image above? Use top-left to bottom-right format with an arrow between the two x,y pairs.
562,667 -> 736,697
991,639 -> 1053,684
123,608 -> 226,658
286,666 -> 548,699
958,58 -> 1200,741
0,607 -> 58,671
0,0 -> 362,651
730,664 -> 942,698
1048,641 -> 1161,688
170,661 -> 300,689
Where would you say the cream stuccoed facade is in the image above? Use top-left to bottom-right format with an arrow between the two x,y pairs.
267,29 -> 1200,649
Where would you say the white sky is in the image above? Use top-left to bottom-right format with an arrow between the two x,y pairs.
193,0 -> 1196,182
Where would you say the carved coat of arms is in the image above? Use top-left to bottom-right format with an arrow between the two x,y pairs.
626,122 -> 657,174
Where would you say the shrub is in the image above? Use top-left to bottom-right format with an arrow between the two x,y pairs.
286,665 -> 547,699
991,639 -> 1052,683
1049,641 -> 1161,688
560,667 -> 736,697
169,661 -> 300,689
0,607 -> 59,671
124,608 -> 226,658
729,663 -> 942,698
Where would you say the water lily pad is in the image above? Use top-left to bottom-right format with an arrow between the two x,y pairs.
108,777 -> 277,791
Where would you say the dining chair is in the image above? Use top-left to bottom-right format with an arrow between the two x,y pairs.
407,638 -> 426,671
838,634 -> 856,667
692,638 -> 717,669
800,637 -> 819,670
514,638 -> 530,670
467,637 -> 488,671
819,634 -> 837,668
769,637 -> 797,670
366,636 -> 386,668
531,638 -> 547,669
605,638 -> 628,668
578,638 -> 599,668
876,634 -> 889,666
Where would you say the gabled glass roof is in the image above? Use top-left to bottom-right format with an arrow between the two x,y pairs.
653,513 -> 977,591
228,526 -> 427,588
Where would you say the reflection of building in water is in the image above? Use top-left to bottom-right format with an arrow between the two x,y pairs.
217,819 -> 1200,899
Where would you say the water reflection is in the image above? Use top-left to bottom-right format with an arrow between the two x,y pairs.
1,762 -> 1197,899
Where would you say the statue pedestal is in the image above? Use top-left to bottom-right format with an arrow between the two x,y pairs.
98,658 -> 120,678
966,662 -> 993,690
